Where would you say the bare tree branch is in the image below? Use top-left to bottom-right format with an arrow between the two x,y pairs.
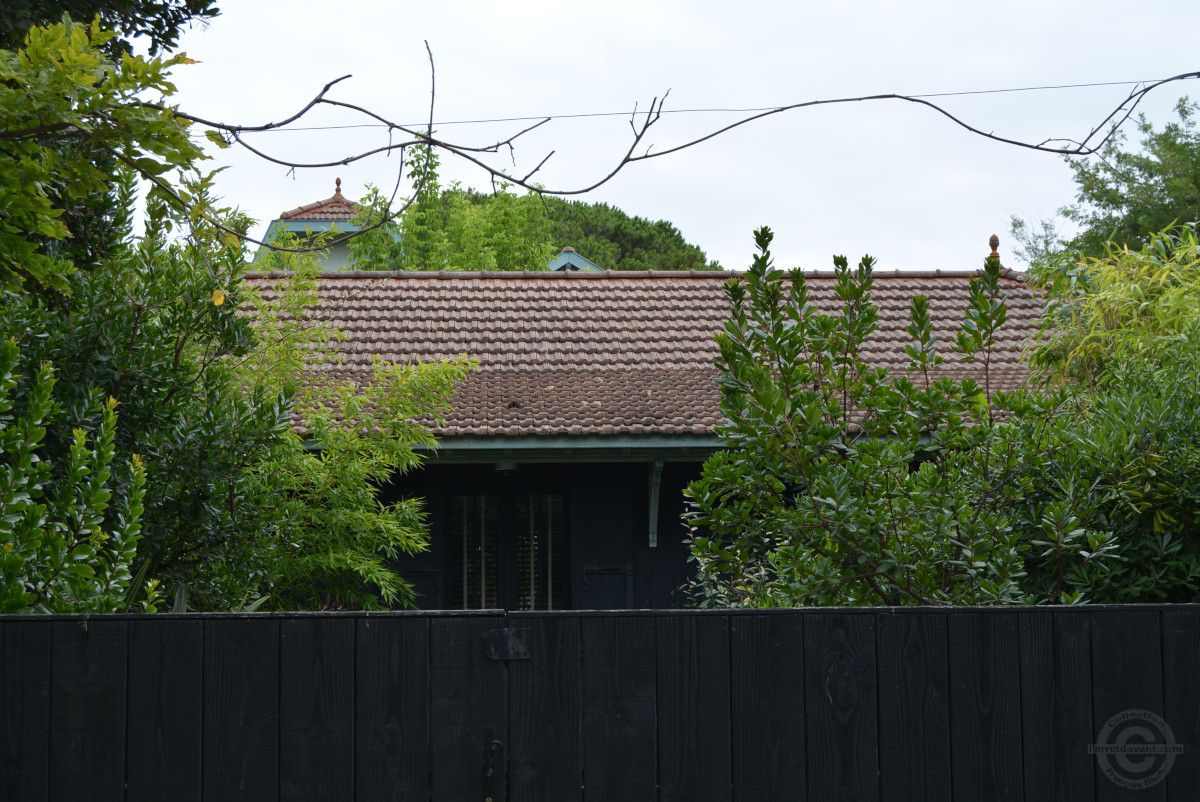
164,74 -> 355,132
190,71 -> 1200,194
125,56 -> 1200,253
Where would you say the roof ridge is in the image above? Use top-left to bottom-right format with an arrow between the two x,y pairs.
278,193 -> 361,221
243,269 -> 740,279
244,268 -> 1026,282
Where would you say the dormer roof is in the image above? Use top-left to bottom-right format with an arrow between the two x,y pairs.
547,247 -> 604,272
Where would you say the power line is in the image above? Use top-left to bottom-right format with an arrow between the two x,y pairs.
249,77 -> 1191,133
910,79 -> 1172,98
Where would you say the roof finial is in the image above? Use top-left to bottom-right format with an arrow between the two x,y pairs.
989,234 -> 1000,261
334,177 -> 343,199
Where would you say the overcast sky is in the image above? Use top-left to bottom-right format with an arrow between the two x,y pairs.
169,1 -> 1200,272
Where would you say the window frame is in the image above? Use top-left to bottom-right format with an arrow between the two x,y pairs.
445,487 -> 570,611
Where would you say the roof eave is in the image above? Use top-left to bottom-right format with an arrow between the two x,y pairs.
418,433 -> 723,464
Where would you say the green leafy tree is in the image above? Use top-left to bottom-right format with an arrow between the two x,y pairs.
344,144 -> 715,273
0,340 -> 157,613
1031,225 -> 1200,387
348,145 -> 557,272
1,20 -> 474,611
245,242 -> 474,609
1064,99 -> 1200,255
394,144 -> 451,270
0,16 -> 202,294
346,186 -> 407,268
685,227 -> 1108,607
0,6 -> 214,284
1042,365 -> 1200,602
3,183 -> 295,608
1025,228 -> 1200,601
6,178 -> 474,611
448,188 -> 557,272
450,193 -> 719,271
689,226 -> 1200,608
540,197 -> 720,271
245,361 -> 471,609
1012,98 -> 1200,262
0,1 -> 217,53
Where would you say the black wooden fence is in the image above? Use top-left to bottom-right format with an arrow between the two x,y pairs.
2,607 -> 1199,801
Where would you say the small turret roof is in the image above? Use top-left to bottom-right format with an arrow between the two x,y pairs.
278,178 -> 359,222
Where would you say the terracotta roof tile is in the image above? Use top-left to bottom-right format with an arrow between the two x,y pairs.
244,270 -> 1041,438
277,179 -> 360,222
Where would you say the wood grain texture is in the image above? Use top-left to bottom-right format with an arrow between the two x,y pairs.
1018,611 -> 1093,802
730,614 -> 806,801
656,613 -> 732,802
1089,609 -> 1166,802
1,607 -> 1199,800
804,613 -> 879,802
126,618 -> 204,802
948,612 -> 1023,802
1163,609 -> 1200,801
279,618 -> 355,801
203,617 -> 280,802
509,614 -> 582,801
581,615 -> 657,801
429,614 -> 507,801
48,619 -> 127,802
0,621 -> 51,802
355,616 -> 429,802
877,611 -> 950,802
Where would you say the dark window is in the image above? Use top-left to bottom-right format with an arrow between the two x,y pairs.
449,494 -> 500,609
449,493 -> 565,610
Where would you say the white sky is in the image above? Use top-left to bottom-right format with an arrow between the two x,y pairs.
168,0 -> 1200,272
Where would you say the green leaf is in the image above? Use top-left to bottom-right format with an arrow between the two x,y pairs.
204,129 -> 230,149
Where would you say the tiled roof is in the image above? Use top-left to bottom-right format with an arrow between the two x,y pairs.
278,179 -> 359,222
243,269 -> 1042,438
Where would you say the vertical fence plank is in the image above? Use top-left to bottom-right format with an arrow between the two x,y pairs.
948,612 -> 1023,802
509,614 -> 582,801
1090,609 -> 1167,802
804,612 -> 878,802
877,611 -> 950,802
1018,610 -> 1094,802
730,613 -> 806,801
1,620 -> 51,802
279,618 -> 355,801
581,615 -> 657,801
355,616 -> 429,802
4,607 -> 1200,800
1018,608 -> 1054,802
1163,608 -> 1200,800
127,618 -> 203,802
657,613 -> 732,802
430,614 -> 507,801
203,617 -> 280,802
48,619 -> 127,802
